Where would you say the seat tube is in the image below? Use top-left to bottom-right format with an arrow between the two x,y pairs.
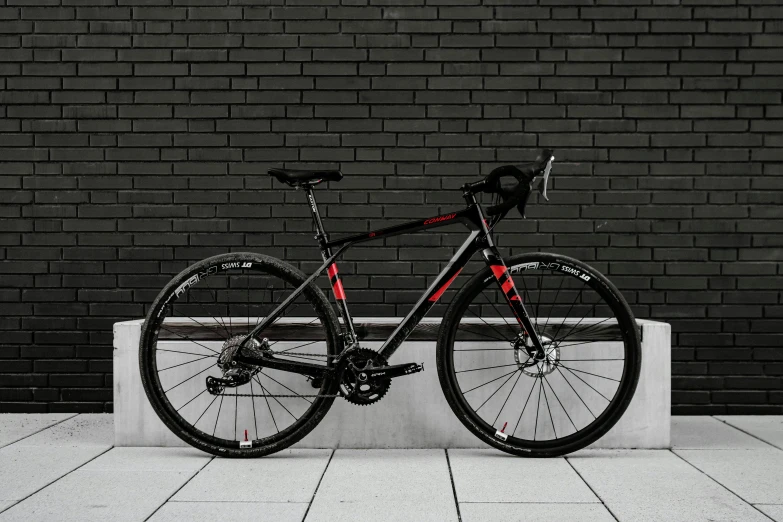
304,186 -> 359,346
481,246 -> 545,354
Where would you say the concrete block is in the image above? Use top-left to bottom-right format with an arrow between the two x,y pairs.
758,505 -> 783,522
114,317 -> 670,449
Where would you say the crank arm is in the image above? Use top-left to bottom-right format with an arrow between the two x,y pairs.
365,362 -> 423,382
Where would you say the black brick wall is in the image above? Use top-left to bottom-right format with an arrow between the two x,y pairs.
1,0 -> 781,414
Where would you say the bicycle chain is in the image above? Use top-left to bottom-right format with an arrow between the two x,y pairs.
216,350 -> 341,397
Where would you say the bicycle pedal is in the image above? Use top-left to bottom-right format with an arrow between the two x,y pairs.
366,362 -> 423,381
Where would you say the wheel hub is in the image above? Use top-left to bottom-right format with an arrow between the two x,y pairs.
514,332 -> 558,377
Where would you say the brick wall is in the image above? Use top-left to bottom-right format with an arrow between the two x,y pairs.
1,0 -> 781,414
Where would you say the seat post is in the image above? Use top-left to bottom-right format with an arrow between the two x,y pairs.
302,185 -> 329,250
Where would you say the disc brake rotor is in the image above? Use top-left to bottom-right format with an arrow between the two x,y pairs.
514,333 -> 559,377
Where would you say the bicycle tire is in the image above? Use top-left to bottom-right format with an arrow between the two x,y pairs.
139,252 -> 342,458
437,252 -> 641,457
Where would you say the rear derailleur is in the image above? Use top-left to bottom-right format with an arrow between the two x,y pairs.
206,335 -> 269,395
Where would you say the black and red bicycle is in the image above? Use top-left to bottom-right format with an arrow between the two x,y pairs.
139,150 -> 641,458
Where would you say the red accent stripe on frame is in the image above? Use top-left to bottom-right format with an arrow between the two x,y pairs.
501,278 -> 515,293
332,280 -> 346,300
428,269 -> 463,302
490,265 -> 507,279
327,264 -> 338,279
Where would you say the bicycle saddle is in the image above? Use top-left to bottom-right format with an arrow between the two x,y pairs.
269,168 -> 343,186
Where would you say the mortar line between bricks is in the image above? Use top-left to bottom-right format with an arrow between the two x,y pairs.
564,456 -> 619,522
0,444 -> 113,513
444,449 -> 462,522
669,449 -> 776,522
0,412 -> 79,449
301,448 -> 335,522
143,454 -> 215,522
712,416 -> 783,451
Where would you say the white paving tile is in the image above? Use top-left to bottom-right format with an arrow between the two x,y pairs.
0,503 -> 15,514
716,416 -> 783,449
449,449 -> 598,503
0,469 -> 194,522
150,501 -> 307,522
569,450 -> 769,522
173,449 -> 331,502
757,504 -> 783,521
460,503 -> 616,522
672,416 -> 770,449
0,444 -> 109,501
307,449 -> 459,522
314,450 -> 454,503
0,414 -> 76,448
81,447 -> 211,472
306,499 -> 458,522
15,414 -> 113,447
675,449 -> 783,504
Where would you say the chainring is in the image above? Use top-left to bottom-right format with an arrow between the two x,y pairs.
341,347 -> 391,406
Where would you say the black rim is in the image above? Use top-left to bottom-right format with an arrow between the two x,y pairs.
143,256 -> 337,450
446,255 -> 637,449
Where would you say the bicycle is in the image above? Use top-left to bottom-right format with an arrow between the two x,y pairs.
139,149 -> 641,458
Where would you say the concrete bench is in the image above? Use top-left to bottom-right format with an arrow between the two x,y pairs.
114,317 -> 670,449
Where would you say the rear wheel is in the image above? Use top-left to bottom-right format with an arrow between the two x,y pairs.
140,252 -> 342,457
437,252 -> 641,457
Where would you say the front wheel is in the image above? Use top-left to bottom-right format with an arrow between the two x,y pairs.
437,252 -> 641,457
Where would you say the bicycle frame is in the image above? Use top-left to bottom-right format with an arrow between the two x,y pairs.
242,186 -> 545,374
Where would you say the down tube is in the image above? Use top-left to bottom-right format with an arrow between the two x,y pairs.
378,230 -> 481,361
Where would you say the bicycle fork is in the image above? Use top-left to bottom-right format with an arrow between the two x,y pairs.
481,247 -> 546,357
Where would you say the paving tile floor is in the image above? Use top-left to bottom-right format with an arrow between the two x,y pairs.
0,414 -> 781,521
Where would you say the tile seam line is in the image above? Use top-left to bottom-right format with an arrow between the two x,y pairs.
301,448 -> 335,522
144,454 -> 215,522
711,416 -> 783,451
564,456 -> 620,522
0,444 -> 113,513
445,449 -> 462,522
0,413 -> 79,449
669,449 -> 776,522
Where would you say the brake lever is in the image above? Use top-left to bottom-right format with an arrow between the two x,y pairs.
538,155 -> 554,201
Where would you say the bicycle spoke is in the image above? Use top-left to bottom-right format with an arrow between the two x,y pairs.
533,374 -> 543,441
542,274 -> 565,337
256,377 -> 279,433
461,369 -> 519,394
543,374 -> 577,433
250,379 -> 259,440
260,372 -> 313,404
157,348 -> 218,358
548,282 -> 586,343
176,388 -> 208,413
556,363 -> 620,383
213,394 -> 224,437
560,365 -> 612,402
194,394 -> 219,428
457,324 -> 508,343
254,376 -> 297,421
234,391 -> 238,441
475,370 -> 518,413
159,354 -> 215,372
555,366 -> 596,419
493,370 -> 523,426
512,375 -> 539,437
465,306 -> 512,342
163,362 -> 215,394
456,363 -> 519,374
157,327 -> 221,355
540,374 -> 557,438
